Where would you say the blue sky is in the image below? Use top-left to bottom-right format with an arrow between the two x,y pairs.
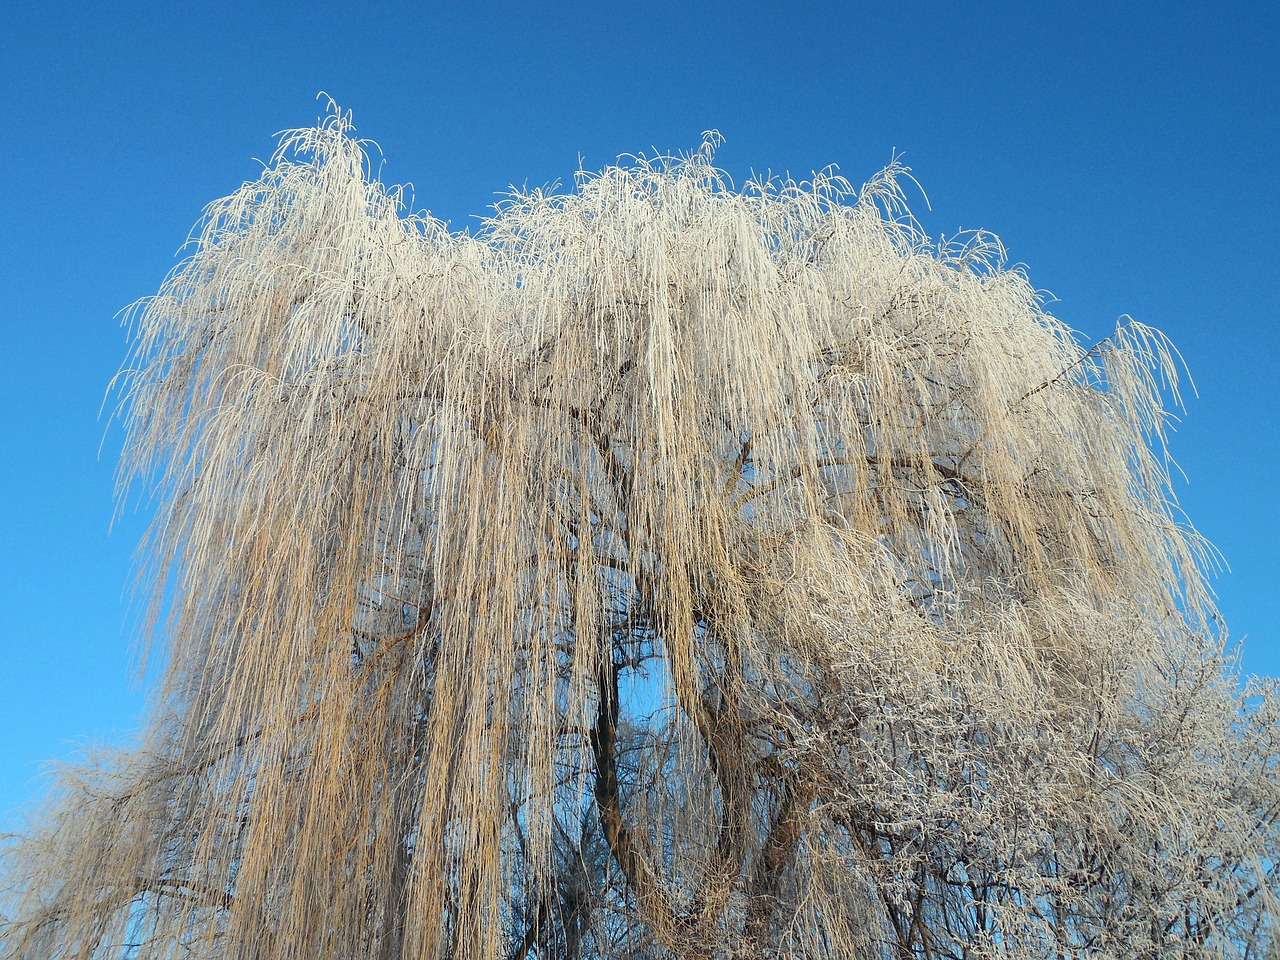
2,1 -> 1276,826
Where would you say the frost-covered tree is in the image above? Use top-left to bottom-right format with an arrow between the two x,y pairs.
3,107 -> 1277,960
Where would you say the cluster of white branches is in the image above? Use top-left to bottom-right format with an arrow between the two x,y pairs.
2,106 -> 1277,960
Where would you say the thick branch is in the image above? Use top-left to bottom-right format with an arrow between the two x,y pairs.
742,774 -> 815,948
590,643 -> 693,955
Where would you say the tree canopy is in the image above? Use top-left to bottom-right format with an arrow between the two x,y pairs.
2,107 -> 1277,960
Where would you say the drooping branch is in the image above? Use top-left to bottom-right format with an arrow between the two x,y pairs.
589,639 -> 690,953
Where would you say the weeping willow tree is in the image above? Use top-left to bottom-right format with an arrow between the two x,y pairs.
3,106 -> 1278,960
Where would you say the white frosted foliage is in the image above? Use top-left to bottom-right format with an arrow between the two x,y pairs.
2,107 -> 1276,960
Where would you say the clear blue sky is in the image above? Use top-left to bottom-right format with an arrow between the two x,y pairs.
2,1 -> 1276,826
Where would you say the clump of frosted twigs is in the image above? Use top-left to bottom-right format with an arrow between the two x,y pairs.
2,106 -> 1277,960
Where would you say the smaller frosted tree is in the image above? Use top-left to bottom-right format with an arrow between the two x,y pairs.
2,106 -> 1277,960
